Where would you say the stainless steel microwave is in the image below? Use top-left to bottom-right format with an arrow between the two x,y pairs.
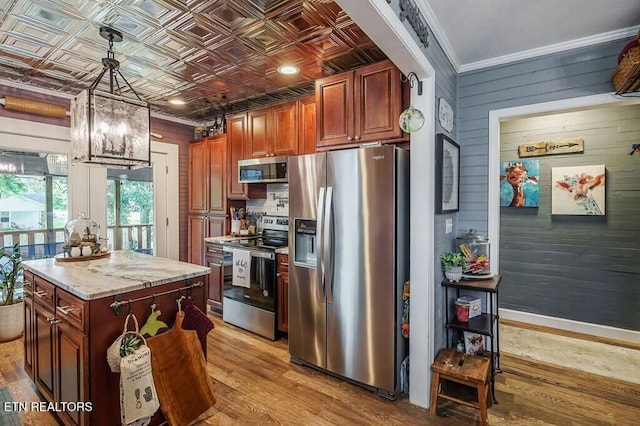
238,156 -> 288,183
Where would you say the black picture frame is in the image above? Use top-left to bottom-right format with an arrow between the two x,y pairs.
435,133 -> 460,213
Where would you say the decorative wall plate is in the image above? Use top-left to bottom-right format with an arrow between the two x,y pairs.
438,97 -> 454,132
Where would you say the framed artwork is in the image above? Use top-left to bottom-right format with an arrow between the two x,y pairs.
463,331 -> 485,355
499,160 -> 540,207
552,165 -> 605,215
435,133 -> 460,213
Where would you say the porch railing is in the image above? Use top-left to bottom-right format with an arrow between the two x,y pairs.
0,224 -> 153,259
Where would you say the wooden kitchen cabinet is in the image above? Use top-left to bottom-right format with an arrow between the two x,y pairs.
247,101 -> 298,158
298,96 -> 317,155
205,242 -> 229,313
24,261 -> 209,426
226,113 -> 268,200
227,113 -> 248,199
23,270 -> 35,380
316,60 -> 403,149
188,135 -> 227,214
277,253 -> 289,333
31,275 -> 89,425
188,135 -> 228,265
188,214 -> 226,266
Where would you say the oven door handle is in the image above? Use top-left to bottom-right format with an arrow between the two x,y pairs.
248,250 -> 275,260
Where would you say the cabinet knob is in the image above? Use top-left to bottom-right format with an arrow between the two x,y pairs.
347,136 -> 353,141
47,317 -> 61,325
354,135 -> 360,141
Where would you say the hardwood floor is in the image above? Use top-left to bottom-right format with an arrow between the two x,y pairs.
1,314 -> 639,425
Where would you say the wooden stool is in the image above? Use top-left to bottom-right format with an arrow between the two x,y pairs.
430,349 -> 491,426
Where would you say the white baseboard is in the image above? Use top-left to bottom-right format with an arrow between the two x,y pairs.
500,309 -> 640,344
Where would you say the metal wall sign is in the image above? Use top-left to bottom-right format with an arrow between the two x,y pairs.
518,137 -> 584,157
399,0 -> 429,47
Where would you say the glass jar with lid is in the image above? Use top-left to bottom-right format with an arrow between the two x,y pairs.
456,229 -> 490,275
64,212 -> 100,246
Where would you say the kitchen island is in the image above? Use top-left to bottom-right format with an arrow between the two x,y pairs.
22,251 -> 210,426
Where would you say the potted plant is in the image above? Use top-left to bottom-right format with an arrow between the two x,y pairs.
0,244 -> 25,342
440,251 -> 467,282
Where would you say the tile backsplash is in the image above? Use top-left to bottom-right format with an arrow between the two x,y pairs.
246,183 -> 289,217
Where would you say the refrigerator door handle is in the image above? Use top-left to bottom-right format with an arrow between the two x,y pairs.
316,187 -> 326,302
324,186 -> 334,304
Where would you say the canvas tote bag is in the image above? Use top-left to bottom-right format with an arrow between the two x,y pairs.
146,309 -> 216,425
107,313 -> 160,425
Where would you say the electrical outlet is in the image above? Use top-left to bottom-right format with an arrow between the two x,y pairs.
445,219 -> 453,234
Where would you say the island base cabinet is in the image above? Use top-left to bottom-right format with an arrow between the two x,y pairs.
34,303 -> 55,404
55,321 -> 89,426
23,293 -> 35,381
32,286 -> 89,425
25,271 -> 208,426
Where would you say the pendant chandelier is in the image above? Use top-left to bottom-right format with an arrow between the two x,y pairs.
70,26 -> 150,169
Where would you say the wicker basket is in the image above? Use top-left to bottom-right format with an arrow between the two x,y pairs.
612,46 -> 640,93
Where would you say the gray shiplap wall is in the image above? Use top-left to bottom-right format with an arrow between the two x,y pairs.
389,0 -> 459,351
500,105 -> 640,330
458,38 -> 640,331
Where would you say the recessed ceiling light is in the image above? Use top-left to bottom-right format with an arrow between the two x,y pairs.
278,65 -> 299,75
168,98 -> 186,105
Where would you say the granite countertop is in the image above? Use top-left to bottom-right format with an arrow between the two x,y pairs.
23,250 -> 211,301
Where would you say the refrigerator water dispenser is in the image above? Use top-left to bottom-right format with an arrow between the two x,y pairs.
294,218 -> 317,267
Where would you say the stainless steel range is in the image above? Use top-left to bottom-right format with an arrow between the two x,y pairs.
222,215 -> 288,340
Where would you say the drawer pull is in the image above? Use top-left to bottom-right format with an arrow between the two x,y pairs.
56,305 -> 76,315
47,317 -> 61,325
23,280 -> 33,288
34,290 -> 48,298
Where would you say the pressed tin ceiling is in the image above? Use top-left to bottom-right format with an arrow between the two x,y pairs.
0,0 -> 387,122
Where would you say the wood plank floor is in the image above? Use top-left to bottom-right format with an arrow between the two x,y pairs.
1,314 -> 639,425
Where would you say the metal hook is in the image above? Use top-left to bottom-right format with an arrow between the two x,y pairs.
150,294 -> 157,311
177,295 -> 186,313
127,299 -> 133,315
401,72 -> 423,96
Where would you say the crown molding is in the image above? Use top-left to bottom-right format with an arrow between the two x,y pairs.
459,26 -> 639,73
413,0 -> 461,71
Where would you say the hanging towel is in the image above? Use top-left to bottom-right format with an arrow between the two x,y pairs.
183,303 -> 214,340
232,248 -> 251,288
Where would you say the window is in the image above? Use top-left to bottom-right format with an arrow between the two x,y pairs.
0,151 -> 68,259
106,167 -> 154,253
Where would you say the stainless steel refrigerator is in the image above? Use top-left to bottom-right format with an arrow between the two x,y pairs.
288,145 -> 409,399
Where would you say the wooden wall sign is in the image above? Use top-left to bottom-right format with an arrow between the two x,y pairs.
518,137 -> 584,157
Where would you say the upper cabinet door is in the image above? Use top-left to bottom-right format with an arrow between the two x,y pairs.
315,60 -> 403,149
299,96 -> 317,155
207,135 -> 227,214
271,101 -> 298,156
316,72 -> 354,148
188,140 -> 208,213
354,60 -> 402,142
188,136 -> 227,214
247,108 -> 270,158
227,113 -> 248,199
